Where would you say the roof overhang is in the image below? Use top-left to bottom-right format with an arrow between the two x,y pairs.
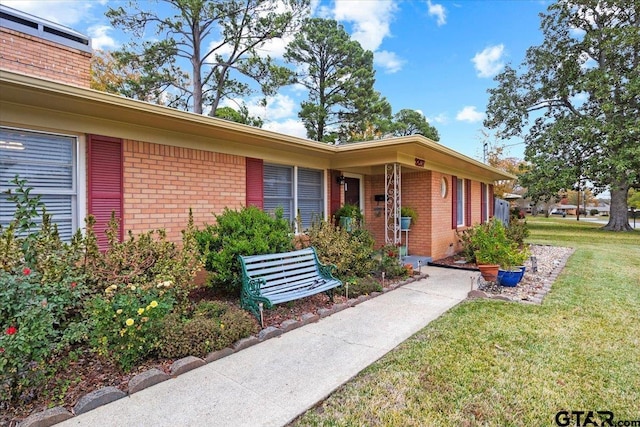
0,70 -> 515,183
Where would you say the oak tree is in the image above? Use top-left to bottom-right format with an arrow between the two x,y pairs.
485,0 -> 639,231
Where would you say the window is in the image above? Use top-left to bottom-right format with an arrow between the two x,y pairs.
0,127 -> 80,241
263,164 -> 324,231
456,177 -> 464,226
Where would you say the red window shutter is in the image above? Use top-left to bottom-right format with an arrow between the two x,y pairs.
481,183 -> 487,223
246,157 -> 263,208
88,135 -> 123,251
451,176 -> 458,229
489,184 -> 495,217
330,170 -> 341,217
465,179 -> 471,226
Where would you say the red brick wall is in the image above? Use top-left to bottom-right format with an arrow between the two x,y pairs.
122,140 -> 245,242
0,27 -> 91,87
363,170 -> 488,260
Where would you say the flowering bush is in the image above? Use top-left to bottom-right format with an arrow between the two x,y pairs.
88,281 -> 174,371
1,177 -> 90,404
83,210 -> 203,310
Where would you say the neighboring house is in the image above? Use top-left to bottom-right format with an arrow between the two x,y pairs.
0,6 -> 514,261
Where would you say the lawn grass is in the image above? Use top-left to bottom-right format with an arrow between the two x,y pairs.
293,217 -> 640,426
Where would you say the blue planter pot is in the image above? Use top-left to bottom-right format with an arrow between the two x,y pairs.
498,268 -> 524,287
400,217 -> 412,230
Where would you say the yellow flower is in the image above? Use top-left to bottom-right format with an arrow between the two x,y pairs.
220,323 -> 225,329
105,284 -> 118,293
125,318 -> 134,326
149,300 -> 158,308
116,309 -> 123,315
119,329 -> 126,337
130,285 -> 136,291
137,308 -> 145,315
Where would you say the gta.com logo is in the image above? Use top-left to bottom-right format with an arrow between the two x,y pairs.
555,411 -> 640,426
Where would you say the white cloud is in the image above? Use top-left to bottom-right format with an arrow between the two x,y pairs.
332,0 -> 397,52
427,1 -> 447,26
425,113 -> 449,124
456,106 -> 485,123
87,25 -> 118,51
263,119 -> 307,139
374,50 -> 405,74
472,44 -> 505,78
3,0 -> 97,28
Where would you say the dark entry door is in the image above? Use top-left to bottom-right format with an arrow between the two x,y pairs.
344,177 -> 360,207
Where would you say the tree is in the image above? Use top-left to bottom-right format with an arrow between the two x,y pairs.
106,0 -> 309,115
485,0 -> 640,231
91,49 -> 176,105
214,105 -> 264,127
283,18 -> 383,143
391,109 -> 439,141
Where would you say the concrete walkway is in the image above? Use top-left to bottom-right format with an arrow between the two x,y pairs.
58,266 -> 477,427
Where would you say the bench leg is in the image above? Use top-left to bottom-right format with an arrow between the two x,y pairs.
325,288 -> 335,303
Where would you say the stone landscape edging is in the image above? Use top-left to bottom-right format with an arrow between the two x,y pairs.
17,273 -> 428,427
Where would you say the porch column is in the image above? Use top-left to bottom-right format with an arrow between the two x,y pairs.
385,163 -> 401,246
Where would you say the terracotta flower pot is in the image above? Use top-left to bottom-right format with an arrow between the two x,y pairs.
478,264 -> 499,282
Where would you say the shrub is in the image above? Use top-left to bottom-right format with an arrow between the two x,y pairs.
372,245 -> 409,280
505,218 -> 530,247
88,284 -> 173,371
304,219 -> 375,279
158,301 -> 258,359
195,206 -> 294,295
84,210 -> 203,310
340,276 -> 383,298
1,177 -> 90,404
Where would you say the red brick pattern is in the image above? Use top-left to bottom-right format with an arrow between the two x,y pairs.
122,140 -> 245,242
364,170 -> 489,260
0,27 -> 91,87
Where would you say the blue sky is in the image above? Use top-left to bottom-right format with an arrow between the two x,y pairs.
4,0 -> 552,160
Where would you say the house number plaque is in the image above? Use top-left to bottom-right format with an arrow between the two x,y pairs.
415,158 -> 425,167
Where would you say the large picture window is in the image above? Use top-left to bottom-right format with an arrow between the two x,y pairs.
263,164 -> 324,230
0,127 -> 79,241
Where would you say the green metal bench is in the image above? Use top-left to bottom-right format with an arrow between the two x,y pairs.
239,247 -> 342,322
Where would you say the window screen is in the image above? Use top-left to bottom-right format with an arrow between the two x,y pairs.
456,178 -> 464,226
263,164 -> 293,220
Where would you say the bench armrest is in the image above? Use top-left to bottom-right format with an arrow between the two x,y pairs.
318,262 -> 338,280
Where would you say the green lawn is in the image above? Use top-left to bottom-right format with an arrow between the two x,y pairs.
293,217 -> 640,426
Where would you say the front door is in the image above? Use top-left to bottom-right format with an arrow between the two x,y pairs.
344,177 -> 360,207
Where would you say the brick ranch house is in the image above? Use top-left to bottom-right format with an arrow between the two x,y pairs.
0,5 -> 514,262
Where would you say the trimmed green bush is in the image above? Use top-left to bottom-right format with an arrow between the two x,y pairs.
195,206 -> 294,295
158,301 -> 258,359
304,219 -> 375,280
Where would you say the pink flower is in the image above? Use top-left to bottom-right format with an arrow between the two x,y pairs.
0,348 -> 4,353
6,326 -> 17,335
22,267 -> 31,275
70,282 -> 77,289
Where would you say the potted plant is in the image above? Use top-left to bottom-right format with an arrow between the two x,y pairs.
464,218 -> 511,282
497,245 -> 530,287
400,206 -> 418,230
334,203 -> 363,232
